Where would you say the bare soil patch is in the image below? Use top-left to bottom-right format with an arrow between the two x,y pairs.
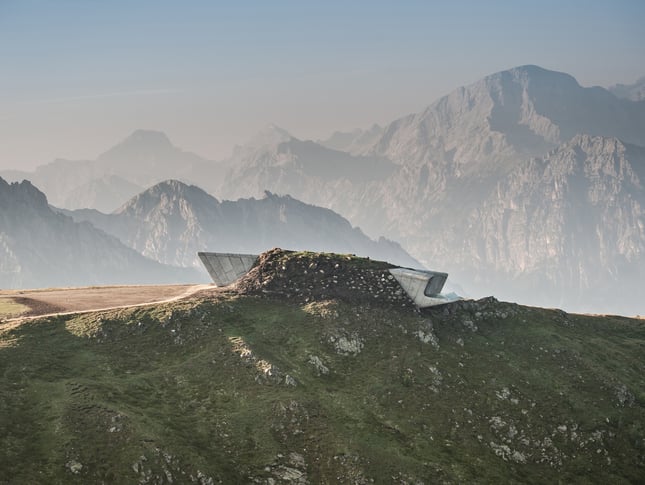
0,284 -> 210,320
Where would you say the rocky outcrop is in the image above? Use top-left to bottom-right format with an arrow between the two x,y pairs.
235,248 -> 415,309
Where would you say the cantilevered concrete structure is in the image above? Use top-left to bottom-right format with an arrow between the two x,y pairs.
198,251 -> 453,308
198,252 -> 258,287
388,268 -> 449,308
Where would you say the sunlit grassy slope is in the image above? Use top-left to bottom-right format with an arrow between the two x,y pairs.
1,290 -> 644,483
0,298 -> 29,319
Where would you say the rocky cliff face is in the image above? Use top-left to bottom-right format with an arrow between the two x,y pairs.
0,177 -> 200,289
219,124 -> 395,210
317,123 -> 384,154
369,65 -> 645,170
5,65 -> 645,313
63,180 -> 421,270
218,68 -> 645,235
216,66 -> 645,314
447,135 -> 645,313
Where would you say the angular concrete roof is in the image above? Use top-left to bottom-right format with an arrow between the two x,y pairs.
198,252 -> 258,287
388,268 -> 449,308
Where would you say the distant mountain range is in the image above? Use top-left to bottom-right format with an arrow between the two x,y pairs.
217,65 -> 645,314
317,123 -> 384,154
3,64 -> 645,313
0,130 -> 227,213
61,179 -> 419,270
0,177 -> 201,289
1,176 -> 419,289
447,134 -> 645,314
609,76 -> 645,101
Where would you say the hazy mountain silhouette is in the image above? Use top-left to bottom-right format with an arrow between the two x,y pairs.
4,65 -> 645,313
61,174 -> 143,213
62,179 -> 421,270
441,135 -> 645,314
215,66 -> 645,314
219,124 -> 395,201
609,76 -> 645,101
317,123 -> 384,154
0,177 -> 202,289
0,130 -> 227,212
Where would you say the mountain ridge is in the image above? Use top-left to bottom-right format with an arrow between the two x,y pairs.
4,64 -> 645,313
1,249 -> 644,482
63,179 -> 422,270
0,129 -> 227,211
0,176 -> 202,289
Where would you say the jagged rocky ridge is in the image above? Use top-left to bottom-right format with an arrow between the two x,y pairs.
219,66 -> 645,314
236,248 -> 415,309
0,177 -> 201,289
3,65 -> 645,313
445,135 -> 645,314
62,180 -> 420,270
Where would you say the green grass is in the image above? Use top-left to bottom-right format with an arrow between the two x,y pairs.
0,293 -> 644,483
268,249 -> 395,270
0,297 -> 30,319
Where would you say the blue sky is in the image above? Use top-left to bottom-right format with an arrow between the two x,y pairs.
1,0 -> 644,168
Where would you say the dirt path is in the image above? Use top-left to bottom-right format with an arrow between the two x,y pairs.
0,284 -> 215,323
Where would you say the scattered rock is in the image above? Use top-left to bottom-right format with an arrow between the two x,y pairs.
307,355 -> 329,375
332,335 -> 364,355
415,319 -> 439,349
66,460 -> 83,474
614,384 -> 635,407
236,249 -> 415,310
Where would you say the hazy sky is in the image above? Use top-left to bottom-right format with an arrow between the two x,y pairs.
1,0 -> 644,170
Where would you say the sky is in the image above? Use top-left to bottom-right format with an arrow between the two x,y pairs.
1,0 -> 644,170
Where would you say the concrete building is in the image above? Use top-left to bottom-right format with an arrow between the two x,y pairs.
388,267 -> 449,307
197,252 -> 257,287
198,251 -> 454,308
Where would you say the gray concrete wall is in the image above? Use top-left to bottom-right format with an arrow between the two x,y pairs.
198,252 -> 258,286
388,268 -> 449,308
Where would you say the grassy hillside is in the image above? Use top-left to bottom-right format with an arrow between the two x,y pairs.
0,255 -> 644,483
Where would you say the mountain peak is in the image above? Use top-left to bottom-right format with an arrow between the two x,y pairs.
481,64 -> 581,91
98,129 -> 175,162
148,178 -> 191,192
139,179 -> 212,200
125,129 -> 172,146
115,179 -> 218,215
249,123 -> 294,147
0,177 -> 49,210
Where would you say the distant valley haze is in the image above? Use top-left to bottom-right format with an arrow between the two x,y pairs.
1,1 -> 644,169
